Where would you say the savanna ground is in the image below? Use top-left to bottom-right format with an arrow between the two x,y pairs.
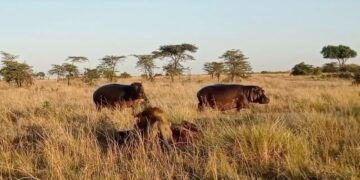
0,74 -> 359,179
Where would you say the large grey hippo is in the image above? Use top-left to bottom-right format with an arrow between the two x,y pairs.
93,82 -> 149,110
197,84 -> 270,111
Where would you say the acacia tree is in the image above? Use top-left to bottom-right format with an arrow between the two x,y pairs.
203,61 -> 225,81
203,62 -> 215,79
35,72 -> 46,80
0,51 -> 33,87
82,68 -> 100,85
48,64 -> 65,81
66,56 -> 88,64
133,54 -> 157,81
162,63 -> 183,79
0,51 -> 18,61
212,62 -> 225,82
220,50 -> 252,81
153,43 -> 198,82
321,45 -> 357,71
97,55 -> 126,82
62,63 -> 79,86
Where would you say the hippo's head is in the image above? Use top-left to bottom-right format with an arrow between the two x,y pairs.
249,86 -> 270,104
130,82 -> 149,103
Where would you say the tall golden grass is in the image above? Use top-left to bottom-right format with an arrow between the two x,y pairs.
0,74 -> 359,179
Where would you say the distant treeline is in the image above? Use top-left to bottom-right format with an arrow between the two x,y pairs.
0,44 -> 359,86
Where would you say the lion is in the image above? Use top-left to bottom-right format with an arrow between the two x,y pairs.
114,107 -> 202,150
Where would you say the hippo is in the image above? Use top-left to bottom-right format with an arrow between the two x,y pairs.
197,84 -> 269,111
93,82 -> 149,110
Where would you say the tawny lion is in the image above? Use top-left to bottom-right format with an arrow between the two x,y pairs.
114,107 -> 202,150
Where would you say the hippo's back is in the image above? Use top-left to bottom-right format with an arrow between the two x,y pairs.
93,84 -> 131,106
197,84 -> 243,99
197,84 -> 246,110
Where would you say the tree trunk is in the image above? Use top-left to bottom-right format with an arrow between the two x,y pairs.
336,59 -> 342,72
110,66 -> 115,82
337,59 -> 346,72
171,75 -> 174,82
67,77 -> 70,86
340,58 -> 348,72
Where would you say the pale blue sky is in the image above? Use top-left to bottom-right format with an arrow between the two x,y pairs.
0,0 -> 359,75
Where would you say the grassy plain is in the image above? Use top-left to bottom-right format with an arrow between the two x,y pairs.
0,74 -> 359,179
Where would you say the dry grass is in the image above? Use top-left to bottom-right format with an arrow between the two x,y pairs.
0,74 -> 359,179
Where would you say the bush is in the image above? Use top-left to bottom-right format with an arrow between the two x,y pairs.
313,67 -> 322,75
344,64 -> 360,73
338,72 -> 353,79
321,72 -> 354,80
291,62 -> 319,76
321,62 -> 339,73
119,72 -> 131,78
82,68 -> 100,85
0,60 -> 33,87
353,71 -> 360,85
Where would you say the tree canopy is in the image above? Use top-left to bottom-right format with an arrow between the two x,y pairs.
153,43 -> 198,81
97,55 -> 126,82
203,61 -> 225,81
82,68 -> 100,85
133,54 -> 157,81
0,51 -> 18,61
212,62 -> 225,82
220,50 -> 252,81
203,62 -> 215,79
48,64 -> 65,80
35,72 -> 46,79
66,56 -> 89,64
321,45 -> 357,71
62,63 -> 79,85
0,51 -> 33,87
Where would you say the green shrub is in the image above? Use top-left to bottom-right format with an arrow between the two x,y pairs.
322,62 -> 339,73
338,72 -> 353,79
353,71 -> 360,85
344,64 -> 360,73
119,72 -> 131,78
82,68 -> 100,85
313,67 -> 322,75
291,62 -> 320,76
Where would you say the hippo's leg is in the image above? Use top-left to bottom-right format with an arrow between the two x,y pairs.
197,96 -> 207,111
236,97 -> 249,111
209,97 -> 217,110
236,102 -> 249,111
198,102 -> 205,111
96,104 -> 102,111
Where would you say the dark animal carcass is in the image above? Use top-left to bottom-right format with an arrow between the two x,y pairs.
170,121 -> 203,147
93,82 -> 149,110
197,84 -> 269,111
